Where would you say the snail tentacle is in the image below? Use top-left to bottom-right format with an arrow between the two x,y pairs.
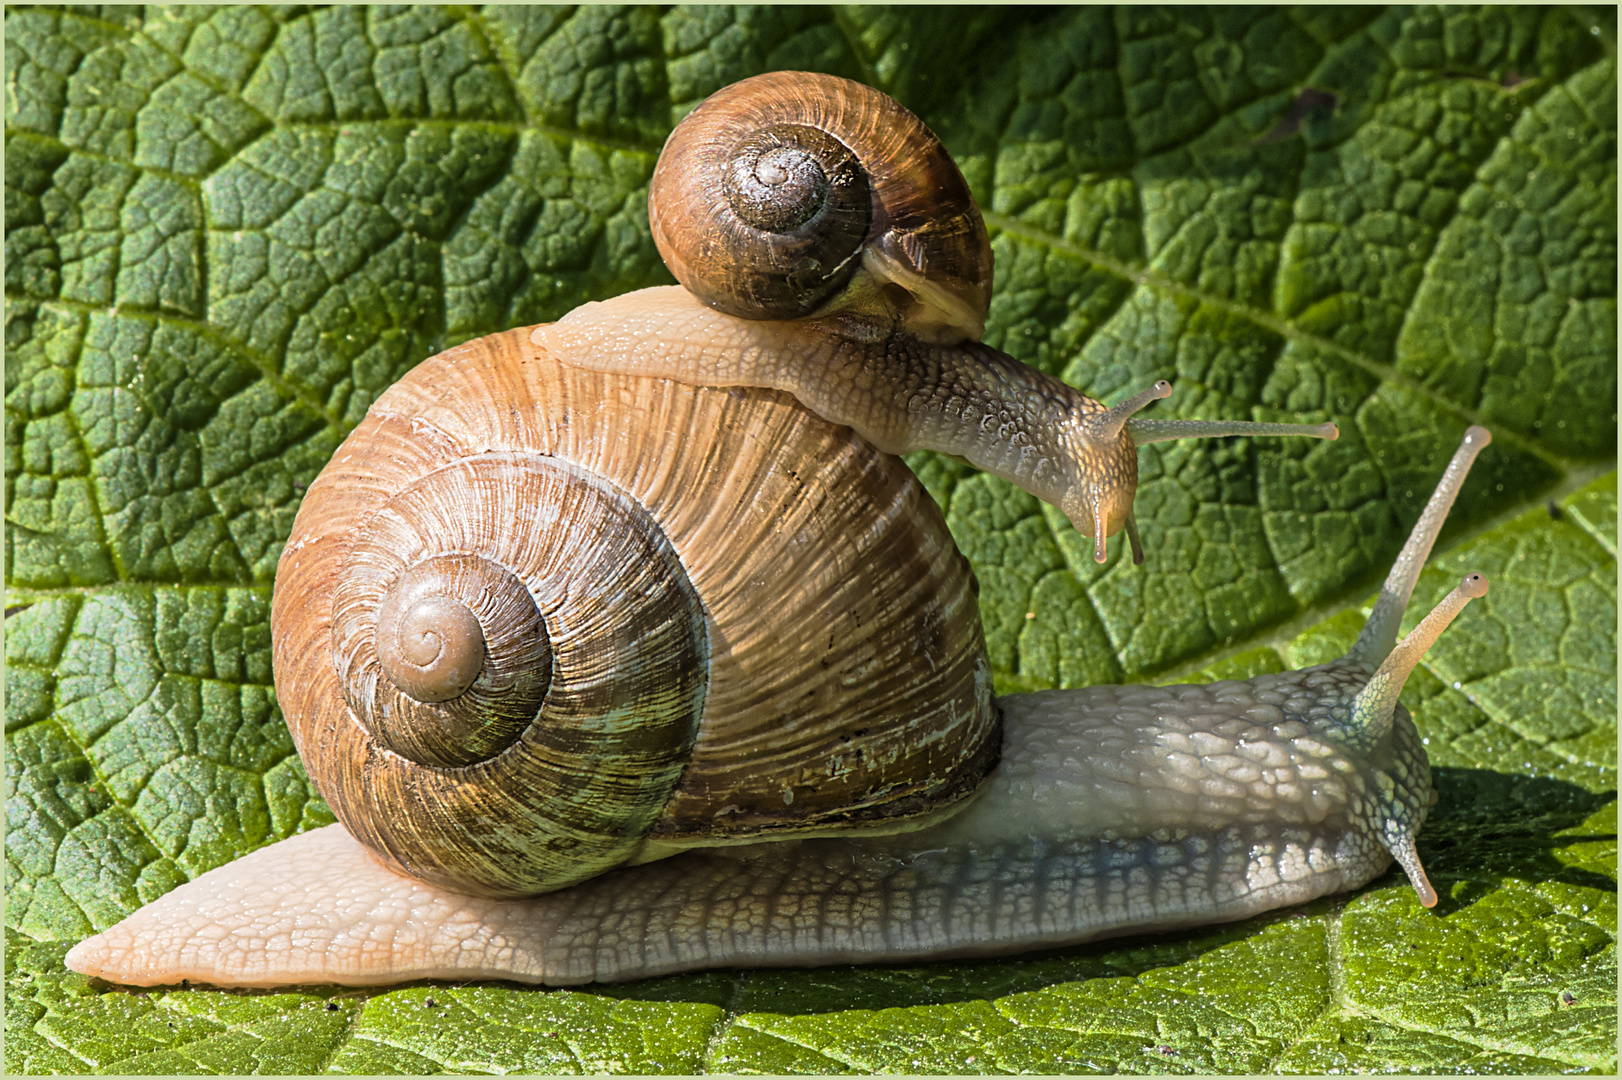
1347,426 -> 1492,669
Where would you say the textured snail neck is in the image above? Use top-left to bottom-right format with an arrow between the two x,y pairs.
535,288 -> 1116,532
537,287 -> 1336,564
377,593 -> 485,702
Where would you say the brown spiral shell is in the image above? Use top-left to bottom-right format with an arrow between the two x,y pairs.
271,327 -> 999,898
649,70 -> 992,324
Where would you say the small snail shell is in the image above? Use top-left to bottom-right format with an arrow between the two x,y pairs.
649,71 -> 991,337
271,329 -> 996,897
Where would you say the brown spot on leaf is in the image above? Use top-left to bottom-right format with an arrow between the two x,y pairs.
1255,88 -> 1339,145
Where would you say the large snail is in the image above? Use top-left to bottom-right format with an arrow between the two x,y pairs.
65,73 -> 1490,989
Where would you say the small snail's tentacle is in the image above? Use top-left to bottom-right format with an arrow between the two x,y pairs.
1090,492 -> 1110,564
1091,379 -> 1172,443
1123,513 -> 1145,566
1129,418 -> 1340,444
1347,573 -> 1490,750
1348,426 -> 1492,669
1074,379 -> 1161,564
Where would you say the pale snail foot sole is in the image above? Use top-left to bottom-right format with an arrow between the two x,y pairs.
65,825 -> 553,988
65,820 -> 1359,989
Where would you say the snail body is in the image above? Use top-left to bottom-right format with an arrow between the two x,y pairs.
65,72 -> 1489,989
63,673 -> 1426,987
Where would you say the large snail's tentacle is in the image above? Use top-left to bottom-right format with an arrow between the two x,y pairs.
1322,426 -> 1494,907
1336,571 -> 1488,910
537,290 -> 1336,562
1349,573 -> 1490,749
1346,426 -> 1491,669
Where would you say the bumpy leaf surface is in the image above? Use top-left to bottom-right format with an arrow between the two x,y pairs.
6,6 -> 1615,1074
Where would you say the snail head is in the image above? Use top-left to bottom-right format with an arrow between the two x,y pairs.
1253,426 -> 1494,908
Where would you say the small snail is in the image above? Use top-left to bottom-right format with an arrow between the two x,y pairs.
532,72 -> 1339,565
66,74 -> 1488,989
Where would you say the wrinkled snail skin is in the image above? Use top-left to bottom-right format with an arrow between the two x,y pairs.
65,428 -> 1492,988
58,682 -> 1417,988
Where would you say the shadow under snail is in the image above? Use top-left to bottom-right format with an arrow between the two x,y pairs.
67,72 -> 1492,989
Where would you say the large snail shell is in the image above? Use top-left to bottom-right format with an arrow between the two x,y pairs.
271,328 -> 997,898
650,71 -> 992,327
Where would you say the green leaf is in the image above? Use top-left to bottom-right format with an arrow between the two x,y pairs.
7,5 -> 1614,1074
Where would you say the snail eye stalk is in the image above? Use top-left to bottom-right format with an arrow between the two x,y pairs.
1346,426 -> 1492,670
1080,380 -> 1338,565
1346,572 -> 1490,750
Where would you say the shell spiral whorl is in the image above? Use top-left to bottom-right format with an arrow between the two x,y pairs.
724,125 -> 867,234
271,328 -> 999,899
377,578 -> 488,705
359,551 -> 550,765
315,451 -> 709,896
711,123 -> 871,315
